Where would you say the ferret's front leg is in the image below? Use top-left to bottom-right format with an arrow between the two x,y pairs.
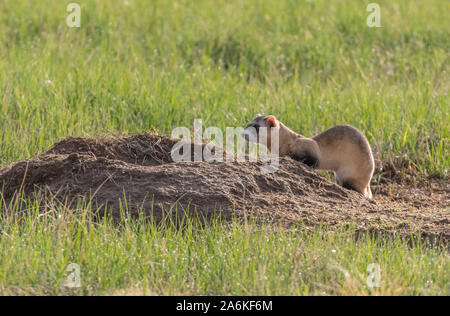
291,151 -> 319,168
290,138 -> 321,168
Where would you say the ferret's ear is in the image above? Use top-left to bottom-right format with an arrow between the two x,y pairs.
265,115 -> 277,128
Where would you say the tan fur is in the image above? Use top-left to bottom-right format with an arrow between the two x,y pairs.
243,115 -> 375,198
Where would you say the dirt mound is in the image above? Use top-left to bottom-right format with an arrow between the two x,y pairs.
0,133 -> 448,243
45,134 -> 177,165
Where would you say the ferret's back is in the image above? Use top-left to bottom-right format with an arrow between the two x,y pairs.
313,124 -> 371,154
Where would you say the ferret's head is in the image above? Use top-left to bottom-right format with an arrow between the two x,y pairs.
242,114 -> 279,145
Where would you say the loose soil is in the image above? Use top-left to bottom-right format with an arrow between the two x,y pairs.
0,133 -> 448,242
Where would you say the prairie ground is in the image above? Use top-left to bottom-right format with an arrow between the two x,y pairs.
0,0 -> 448,295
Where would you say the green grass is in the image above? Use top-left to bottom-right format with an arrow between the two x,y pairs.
0,199 -> 448,296
0,0 -> 448,295
0,0 -> 448,175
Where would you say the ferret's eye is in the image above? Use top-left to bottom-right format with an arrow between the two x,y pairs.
246,124 -> 259,131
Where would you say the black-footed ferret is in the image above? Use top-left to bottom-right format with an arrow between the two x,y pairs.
242,114 -> 375,198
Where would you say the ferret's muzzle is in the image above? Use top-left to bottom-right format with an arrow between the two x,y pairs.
241,127 -> 258,143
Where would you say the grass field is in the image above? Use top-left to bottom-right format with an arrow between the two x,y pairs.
0,0 -> 449,295
0,205 -> 448,296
